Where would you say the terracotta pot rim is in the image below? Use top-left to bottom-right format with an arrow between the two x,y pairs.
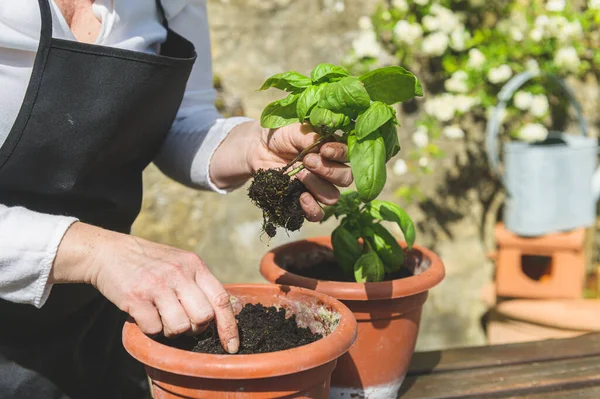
260,236 -> 445,301
122,284 -> 357,380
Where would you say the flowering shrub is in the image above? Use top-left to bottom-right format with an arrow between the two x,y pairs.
347,0 -> 600,201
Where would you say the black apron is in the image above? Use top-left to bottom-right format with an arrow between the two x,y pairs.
0,0 -> 196,397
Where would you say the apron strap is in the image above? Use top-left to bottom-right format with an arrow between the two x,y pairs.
37,0 -> 54,49
155,0 -> 169,30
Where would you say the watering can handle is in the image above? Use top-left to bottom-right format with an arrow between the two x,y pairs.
485,71 -> 589,178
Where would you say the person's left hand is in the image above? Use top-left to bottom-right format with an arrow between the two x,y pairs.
210,121 -> 353,222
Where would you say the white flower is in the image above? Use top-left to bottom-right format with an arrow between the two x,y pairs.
418,157 -> 429,168
444,70 -> 469,93
514,91 -> 534,110
590,0 -> 600,10
422,15 -> 441,32
535,15 -> 550,29
443,125 -> 465,139
414,0 -> 429,5
430,4 -> 460,34
392,0 -> 409,12
547,16 -> 569,37
412,126 -> 429,148
450,24 -> 471,51
394,20 -> 424,44
467,48 -> 486,70
519,123 -> 548,142
393,159 -> 408,176
546,0 -> 566,12
559,20 -> 583,42
526,59 -> 540,75
333,0 -> 345,13
554,46 -> 580,72
509,26 -> 525,42
530,95 -> 549,117
353,31 -> 383,58
487,64 -> 513,84
425,94 -> 456,122
422,32 -> 449,56
358,16 -> 372,31
454,94 -> 479,113
530,28 -> 544,42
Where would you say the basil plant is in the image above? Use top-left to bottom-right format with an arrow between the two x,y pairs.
259,63 -> 422,282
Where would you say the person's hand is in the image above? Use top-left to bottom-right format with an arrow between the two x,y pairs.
211,121 -> 353,221
51,222 -> 239,353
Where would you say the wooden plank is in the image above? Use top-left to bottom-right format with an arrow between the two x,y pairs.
506,385 -> 600,398
408,333 -> 600,376
399,355 -> 600,399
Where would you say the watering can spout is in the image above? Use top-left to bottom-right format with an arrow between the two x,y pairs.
594,166 -> 600,201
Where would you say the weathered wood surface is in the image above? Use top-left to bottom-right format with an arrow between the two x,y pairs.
399,333 -> 600,399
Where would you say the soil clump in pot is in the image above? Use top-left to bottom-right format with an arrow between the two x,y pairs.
156,303 -> 322,354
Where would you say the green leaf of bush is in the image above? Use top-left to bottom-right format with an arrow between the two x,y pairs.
355,101 -> 394,139
297,84 -> 326,121
259,71 -> 312,92
380,122 -> 401,161
359,66 -> 423,104
332,226 -> 363,278
366,223 -> 405,273
354,251 -> 385,283
260,94 -> 300,129
349,131 -> 387,202
365,200 -> 416,248
318,77 -> 371,114
310,63 -> 350,84
309,106 -> 351,130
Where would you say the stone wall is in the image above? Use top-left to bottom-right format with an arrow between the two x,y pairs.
132,0 -> 599,351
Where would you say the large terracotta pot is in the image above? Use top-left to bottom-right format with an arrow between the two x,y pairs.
123,284 -> 357,398
260,237 -> 445,399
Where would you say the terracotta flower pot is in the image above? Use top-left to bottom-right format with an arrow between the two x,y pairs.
122,284 -> 357,398
260,237 -> 445,399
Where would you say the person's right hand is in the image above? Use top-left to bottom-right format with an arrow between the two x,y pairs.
51,222 -> 239,353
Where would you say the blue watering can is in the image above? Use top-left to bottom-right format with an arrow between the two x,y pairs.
486,71 -> 600,237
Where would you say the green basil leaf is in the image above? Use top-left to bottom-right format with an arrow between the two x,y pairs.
309,106 -> 351,130
359,66 -> 423,104
380,122 -> 401,161
318,77 -> 371,114
354,251 -> 385,283
259,71 -> 312,92
297,84 -> 326,121
332,226 -> 363,278
355,101 -> 394,139
260,94 -> 300,129
332,190 -> 362,217
349,130 -> 387,202
310,63 -> 350,84
365,200 -> 416,248
368,224 -> 405,273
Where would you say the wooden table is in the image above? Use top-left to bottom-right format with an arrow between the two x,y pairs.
399,333 -> 600,398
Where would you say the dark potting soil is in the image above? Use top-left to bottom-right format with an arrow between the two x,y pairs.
248,168 -> 307,238
287,259 -> 414,282
156,304 -> 322,355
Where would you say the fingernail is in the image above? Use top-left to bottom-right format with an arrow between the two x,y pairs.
304,155 -> 318,168
227,338 -> 239,354
322,147 -> 335,158
300,193 -> 311,205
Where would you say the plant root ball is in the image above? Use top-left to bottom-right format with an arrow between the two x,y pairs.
248,168 -> 307,237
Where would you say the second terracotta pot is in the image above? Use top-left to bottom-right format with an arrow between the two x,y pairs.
260,237 -> 445,399
123,284 -> 357,398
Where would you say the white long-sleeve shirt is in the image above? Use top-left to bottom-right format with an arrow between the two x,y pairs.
0,0 -> 252,307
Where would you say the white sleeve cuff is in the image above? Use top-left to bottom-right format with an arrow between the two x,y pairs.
190,116 -> 254,194
0,205 -> 78,308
